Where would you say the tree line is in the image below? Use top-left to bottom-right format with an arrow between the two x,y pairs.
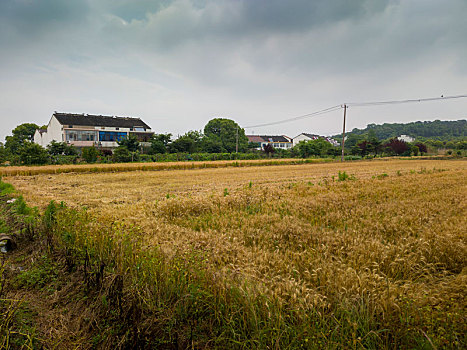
1,118 -> 465,166
335,119 -> 466,141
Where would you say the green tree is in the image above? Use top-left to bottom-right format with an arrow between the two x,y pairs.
0,143 -> 6,164
19,142 -> 49,165
295,138 -> 337,158
200,136 -> 224,153
150,133 -> 172,154
336,120 -> 466,142
203,118 -> 248,153
456,141 -> 467,150
344,133 -> 364,150
354,140 -> 371,157
5,123 -> 39,155
47,140 -> 77,156
263,143 -> 275,157
168,136 -> 196,153
117,134 -> 140,152
82,147 -> 99,163
168,131 -> 204,153
184,130 -> 203,143
431,140 -> 444,149
414,142 -> 427,154
112,146 -> 134,162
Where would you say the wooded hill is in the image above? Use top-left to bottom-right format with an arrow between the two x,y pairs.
335,119 -> 466,141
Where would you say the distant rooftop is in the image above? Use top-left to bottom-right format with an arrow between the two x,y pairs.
247,135 -> 291,143
301,133 -> 320,138
53,112 -> 151,129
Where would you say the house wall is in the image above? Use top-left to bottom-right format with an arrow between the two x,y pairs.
258,142 -> 293,150
33,130 -> 45,147
47,116 -> 65,145
33,116 -> 63,147
293,134 -> 315,147
33,114 -> 154,150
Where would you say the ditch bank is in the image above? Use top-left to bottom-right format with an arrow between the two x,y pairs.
0,182 -> 303,349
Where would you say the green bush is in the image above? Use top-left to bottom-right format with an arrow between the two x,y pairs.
82,147 -> 99,163
344,155 -> 362,161
112,146 -> 138,163
0,178 -> 15,195
19,142 -> 49,165
14,255 -> 58,289
139,154 -> 155,162
50,155 -> 79,165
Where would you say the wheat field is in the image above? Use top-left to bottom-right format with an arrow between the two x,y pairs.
5,158 -> 467,348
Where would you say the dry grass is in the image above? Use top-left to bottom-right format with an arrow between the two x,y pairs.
0,158 -> 329,177
4,158 -> 467,347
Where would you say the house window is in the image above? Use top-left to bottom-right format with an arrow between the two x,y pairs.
65,130 -> 97,142
68,125 -> 73,128
116,127 -> 119,130
134,127 -> 145,131
99,131 -> 128,142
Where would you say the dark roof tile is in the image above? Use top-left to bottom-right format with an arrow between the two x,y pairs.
53,113 -> 151,129
246,135 -> 292,143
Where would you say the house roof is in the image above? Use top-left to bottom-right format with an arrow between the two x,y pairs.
246,135 -> 265,143
294,133 -> 340,145
246,135 -> 292,143
299,133 -> 320,139
53,113 -> 151,129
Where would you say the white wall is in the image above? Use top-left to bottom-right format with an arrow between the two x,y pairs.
47,116 -> 63,144
33,130 -> 46,147
33,115 -> 64,148
293,134 -> 313,147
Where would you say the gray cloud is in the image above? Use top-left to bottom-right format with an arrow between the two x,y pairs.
0,0 -> 466,141
0,0 -> 89,37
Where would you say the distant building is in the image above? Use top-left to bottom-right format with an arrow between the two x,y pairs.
397,134 -> 415,143
34,112 -> 154,151
292,133 -> 340,147
246,135 -> 293,150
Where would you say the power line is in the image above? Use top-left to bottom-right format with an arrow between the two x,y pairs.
243,93 -> 467,130
346,94 -> 467,107
244,105 -> 341,129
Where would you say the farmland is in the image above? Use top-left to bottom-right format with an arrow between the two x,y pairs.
3,158 -> 467,348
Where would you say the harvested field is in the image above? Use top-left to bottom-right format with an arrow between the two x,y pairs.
4,158 -> 467,348
0,158 -> 329,177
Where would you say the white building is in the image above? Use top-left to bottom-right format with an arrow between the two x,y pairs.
397,134 -> 415,143
292,133 -> 340,147
34,112 -> 154,150
246,135 -> 293,150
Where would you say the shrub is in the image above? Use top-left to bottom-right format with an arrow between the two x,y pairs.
139,154 -> 155,162
19,142 -> 49,165
112,146 -> 136,163
82,147 -> 99,163
384,138 -> 410,156
415,142 -> 427,154
47,140 -> 77,156
338,171 -> 349,181
51,155 -> 79,165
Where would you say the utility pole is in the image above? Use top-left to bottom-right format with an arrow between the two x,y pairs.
235,126 -> 239,153
341,104 -> 347,162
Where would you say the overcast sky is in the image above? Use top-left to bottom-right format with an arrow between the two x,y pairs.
1,0 -> 466,141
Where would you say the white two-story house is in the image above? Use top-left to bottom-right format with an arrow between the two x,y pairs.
246,135 -> 293,150
34,112 -> 154,151
292,133 -> 340,147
